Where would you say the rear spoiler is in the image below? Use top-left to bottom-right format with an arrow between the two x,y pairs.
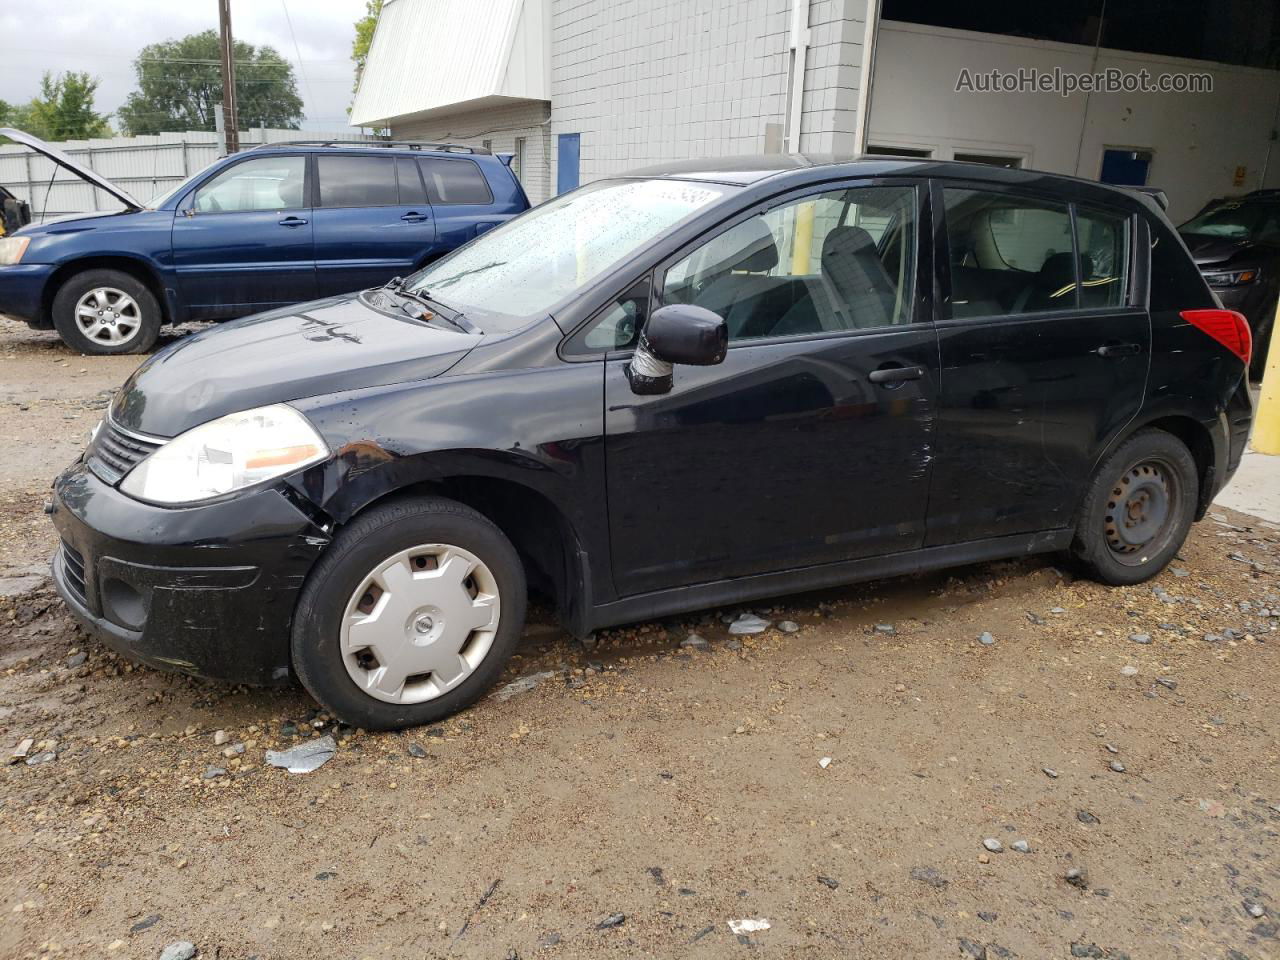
496,153 -> 515,167
1127,185 -> 1169,211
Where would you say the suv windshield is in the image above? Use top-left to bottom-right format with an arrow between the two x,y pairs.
406,178 -> 731,326
1180,199 -> 1280,241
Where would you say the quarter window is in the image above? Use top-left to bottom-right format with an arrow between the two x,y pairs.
419,158 -> 493,205
943,188 -> 1076,317
567,278 -> 651,354
193,156 -> 306,213
317,155 -> 399,207
662,186 -> 917,342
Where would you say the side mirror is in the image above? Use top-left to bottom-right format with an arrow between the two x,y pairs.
626,304 -> 727,395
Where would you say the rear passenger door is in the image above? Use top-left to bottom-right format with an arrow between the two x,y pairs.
419,157 -> 504,251
313,153 -> 437,297
925,182 -> 1149,545
601,182 -> 940,596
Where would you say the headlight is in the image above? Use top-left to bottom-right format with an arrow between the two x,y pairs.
120,404 -> 328,505
0,237 -> 29,265
1204,268 -> 1259,287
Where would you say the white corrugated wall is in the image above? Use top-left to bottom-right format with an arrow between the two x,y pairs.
0,128 -> 378,219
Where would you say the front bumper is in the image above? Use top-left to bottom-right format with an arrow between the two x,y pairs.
50,459 -> 330,685
0,263 -> 54,325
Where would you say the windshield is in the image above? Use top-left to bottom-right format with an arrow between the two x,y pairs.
1180,200 -> 1280,241
405,178 -> 732,325
147,158 -> 221,208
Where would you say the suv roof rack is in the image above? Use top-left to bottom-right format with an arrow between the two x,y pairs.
251,140 -> 489,155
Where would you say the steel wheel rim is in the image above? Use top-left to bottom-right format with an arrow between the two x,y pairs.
1104,457 -> 1179,566
74,287 -> 142,345
340,543 -> 501,704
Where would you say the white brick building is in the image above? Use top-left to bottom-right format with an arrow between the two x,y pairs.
353,0 -> 878,204
352,0 -> 1279,218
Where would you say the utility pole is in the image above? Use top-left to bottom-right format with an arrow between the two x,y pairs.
218,0 -> 239,154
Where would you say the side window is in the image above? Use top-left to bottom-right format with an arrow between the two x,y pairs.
193,156 -> 306,213
1075,207 -> 1129,308
397,157 -> 428,205
943,188 -> 1074,318
317,155 -> 398,207
418,158 -> 494,205
661,185 -> 917,342
566,278 -> 651,355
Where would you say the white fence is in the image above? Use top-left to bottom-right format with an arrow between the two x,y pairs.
0,128 -> 379,219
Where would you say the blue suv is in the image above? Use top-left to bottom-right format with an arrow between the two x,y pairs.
0,131 -> 530,354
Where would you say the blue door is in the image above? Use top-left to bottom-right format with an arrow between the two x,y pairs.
557,133 -> 581,195
1099,149 -> 1152,186
171,154 -> 317,319
312,154 -> 437,297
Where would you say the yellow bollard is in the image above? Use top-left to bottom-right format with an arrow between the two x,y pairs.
1254,298 -> 1280,455
791,201 -> 815,275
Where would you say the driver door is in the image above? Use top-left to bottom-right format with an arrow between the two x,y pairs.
171,154 -> 317,319
600,182 -> 939,597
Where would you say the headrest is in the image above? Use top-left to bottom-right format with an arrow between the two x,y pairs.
1037,251 -> 1093,290
702,216 -> 779,274
822,225 -> 878,259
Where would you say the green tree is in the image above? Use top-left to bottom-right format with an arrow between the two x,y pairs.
117,30 -> 303,135
8,73 -> 111,141
351,0 -> 384,96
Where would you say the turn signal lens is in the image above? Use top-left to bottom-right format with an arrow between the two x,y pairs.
1181,308 -> 1252,366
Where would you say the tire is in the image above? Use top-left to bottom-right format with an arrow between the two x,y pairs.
51,268 -> 161,355
1071,429 -> 1199,586
291,496 -> 527,730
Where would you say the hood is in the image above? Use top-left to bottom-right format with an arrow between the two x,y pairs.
1177,232 -> 1257,268
112,294 -> 478,437
1,127 -> 142,211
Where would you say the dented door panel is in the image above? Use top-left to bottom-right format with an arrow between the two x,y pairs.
604,325 -> 939,597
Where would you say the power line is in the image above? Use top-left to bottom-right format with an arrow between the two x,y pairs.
279,0 -> 317,110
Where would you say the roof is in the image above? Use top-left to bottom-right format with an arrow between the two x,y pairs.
351,0 -> 550,128
619,154 -> 1169,212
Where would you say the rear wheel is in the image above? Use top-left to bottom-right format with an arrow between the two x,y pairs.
291,496 -> 527,730
51,268 -> 160,355
1071,429 -> 1198,585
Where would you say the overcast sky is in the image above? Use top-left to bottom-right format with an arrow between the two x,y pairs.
0,0 -> 368,133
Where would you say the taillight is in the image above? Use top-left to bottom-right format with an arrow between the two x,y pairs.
1181,308 -> 1252,366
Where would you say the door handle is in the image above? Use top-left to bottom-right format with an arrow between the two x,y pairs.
868,365 -> 924,384
1095,342 -> 1141,358
401,212 -> 429,222
278,216 -> 308,227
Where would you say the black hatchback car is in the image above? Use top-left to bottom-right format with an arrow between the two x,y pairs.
49,156 -> 1253,730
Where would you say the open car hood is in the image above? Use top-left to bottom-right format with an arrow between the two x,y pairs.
0,128 -> 142,211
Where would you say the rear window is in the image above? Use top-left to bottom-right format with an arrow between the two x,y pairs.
419,158 -> 493,205
317,155 -> 398,207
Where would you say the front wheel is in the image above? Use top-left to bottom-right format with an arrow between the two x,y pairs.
1071,429 -> 1199,586
291,496 -> 527,730
51,268 -> 161,355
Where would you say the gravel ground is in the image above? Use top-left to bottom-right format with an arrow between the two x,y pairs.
1,316 -> 1278,960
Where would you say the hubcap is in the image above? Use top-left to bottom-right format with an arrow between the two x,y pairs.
74,287 -> 141,345
1104,459 -> 1177,564
340,544 -> 501,704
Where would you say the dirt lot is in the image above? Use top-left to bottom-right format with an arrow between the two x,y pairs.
1,316 -> 1278,960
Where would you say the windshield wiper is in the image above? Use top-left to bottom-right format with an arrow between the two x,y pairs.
382,278 -> 480,335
